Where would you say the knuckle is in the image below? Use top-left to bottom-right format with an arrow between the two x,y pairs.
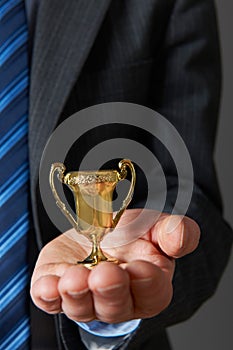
61,303 -> 95,322
95,309 -> 132,324
96,315 -> 119,323
42,304 -> 62,314
65,312 -> 95,322
46,308 -> 62,314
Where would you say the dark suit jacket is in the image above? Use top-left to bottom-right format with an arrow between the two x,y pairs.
28,0 -> 233,349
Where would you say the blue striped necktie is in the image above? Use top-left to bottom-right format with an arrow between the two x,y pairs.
0,0 -> 30,349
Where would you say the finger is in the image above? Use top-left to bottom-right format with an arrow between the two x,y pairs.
31,262 -> 72,285
88,262 -> 133,323
124,260 -> 173,319
156,215 -> 200,258
30,275 -> 62,314
58,265 -> 94,322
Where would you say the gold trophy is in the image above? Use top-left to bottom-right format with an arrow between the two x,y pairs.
49,159 -> 136,268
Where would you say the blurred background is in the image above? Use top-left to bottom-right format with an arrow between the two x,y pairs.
168,1 -> 233,349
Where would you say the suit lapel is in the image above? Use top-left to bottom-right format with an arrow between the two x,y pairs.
29,0 -> 111,186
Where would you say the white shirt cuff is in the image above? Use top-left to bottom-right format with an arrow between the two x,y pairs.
77,319 -> 141,337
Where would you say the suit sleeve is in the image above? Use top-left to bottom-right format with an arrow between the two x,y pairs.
128,0 -> 233,344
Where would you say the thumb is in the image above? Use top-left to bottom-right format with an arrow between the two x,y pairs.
155,215 -> 200,258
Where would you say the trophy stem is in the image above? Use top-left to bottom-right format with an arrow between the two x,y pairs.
50,159 -> 135,269
77,234 -> 117,269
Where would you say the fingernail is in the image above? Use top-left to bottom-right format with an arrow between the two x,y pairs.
67,287 -> 89,298
165,216 -> 182,234
41,296 -> 59,302
131,277 -> 153,284
96,283 -> 123,296
179,223 -> 185,249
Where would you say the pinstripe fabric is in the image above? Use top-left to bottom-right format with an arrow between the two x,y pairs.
0,0 -> 30,349
29,2 -> 232,349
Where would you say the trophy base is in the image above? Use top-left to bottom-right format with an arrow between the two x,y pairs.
77,251 -> 118,269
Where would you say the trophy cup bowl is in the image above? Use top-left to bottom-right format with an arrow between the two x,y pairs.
49,159 -> 136,269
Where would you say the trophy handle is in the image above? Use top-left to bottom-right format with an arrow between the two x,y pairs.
49,163 -> 79,231
112,159 -> 136,227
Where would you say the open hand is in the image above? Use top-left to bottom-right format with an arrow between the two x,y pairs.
30,209 -> 200,323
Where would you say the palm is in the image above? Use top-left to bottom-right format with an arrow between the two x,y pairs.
31,209 -> 200,323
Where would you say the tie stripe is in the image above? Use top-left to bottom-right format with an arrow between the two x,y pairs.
0,0 -> 30,348
0,25 -> 27,65
1,265 -> 28,310
0,113 -> 28,157
1,212 -> 29,255
0,0 -> 22,20
0,162 -> 29,205
0,69 -> 28,112
1,317 -> 30,350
